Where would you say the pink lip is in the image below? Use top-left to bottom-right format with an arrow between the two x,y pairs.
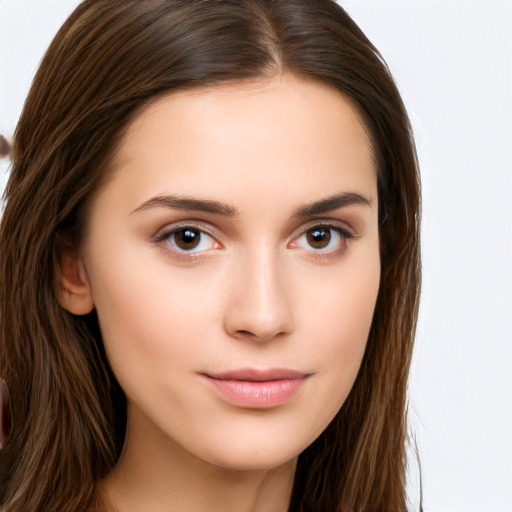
201,368 -> 310,408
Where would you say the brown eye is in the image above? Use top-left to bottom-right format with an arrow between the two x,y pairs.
162,227 -> 217,253
290,224 -> 350,254
306,227 -> 332,249
174,229 -> 201,250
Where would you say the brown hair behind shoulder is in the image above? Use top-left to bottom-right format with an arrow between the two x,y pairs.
0,1 -> 421,510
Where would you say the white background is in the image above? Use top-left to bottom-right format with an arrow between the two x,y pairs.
1,1 -> 511,511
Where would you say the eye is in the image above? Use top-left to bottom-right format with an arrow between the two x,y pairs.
305,227 -> 336,249
160,227 -> 218,253
291,224 -> 352,252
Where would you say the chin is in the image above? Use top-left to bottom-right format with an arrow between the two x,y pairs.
192,433 -> 307,473
206,452 -> 299,473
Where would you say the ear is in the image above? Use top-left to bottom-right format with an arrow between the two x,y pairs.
56,250 -> 94,315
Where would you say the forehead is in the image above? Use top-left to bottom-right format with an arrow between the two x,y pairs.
103,73 -> 376,213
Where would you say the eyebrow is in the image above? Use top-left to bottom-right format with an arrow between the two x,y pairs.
292,192 -> 372,219
131,192 -> 371,218
131,195 -> 238,216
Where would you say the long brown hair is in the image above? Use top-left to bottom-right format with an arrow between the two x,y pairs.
0,1 -> 421,510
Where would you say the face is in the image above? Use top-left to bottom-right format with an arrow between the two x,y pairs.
75,73 -> 380,472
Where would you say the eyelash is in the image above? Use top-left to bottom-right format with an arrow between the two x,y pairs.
288,221 -> 354,257
152,220 -> 354,260
152,222 -> 220,260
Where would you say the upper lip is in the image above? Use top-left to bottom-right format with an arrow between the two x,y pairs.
203,368 -> 310,382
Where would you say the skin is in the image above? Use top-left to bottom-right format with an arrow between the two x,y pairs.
60,73 -> 380,512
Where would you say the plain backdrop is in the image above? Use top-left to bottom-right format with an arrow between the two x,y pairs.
1,1 -> 511,511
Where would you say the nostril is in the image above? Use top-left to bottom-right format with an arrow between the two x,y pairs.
233,327 -> 289,342
224,267 -> 295,341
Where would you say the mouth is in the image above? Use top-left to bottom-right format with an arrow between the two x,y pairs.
200,368 -> 311,408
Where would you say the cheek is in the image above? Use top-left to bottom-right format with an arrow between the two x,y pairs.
296,251 -> 380,406
87,245 -> 231,399
300,248 -> 379,341
85,248 -> 176,367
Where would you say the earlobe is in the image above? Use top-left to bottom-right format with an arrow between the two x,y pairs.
57,252 -> 94,315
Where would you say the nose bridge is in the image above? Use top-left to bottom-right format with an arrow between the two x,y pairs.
224,240 -> 294,341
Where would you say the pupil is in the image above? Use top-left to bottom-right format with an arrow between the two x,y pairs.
176,229 -> 200,250
307,228 -> 331,249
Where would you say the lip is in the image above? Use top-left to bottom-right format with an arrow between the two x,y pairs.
201,368 -> 311,408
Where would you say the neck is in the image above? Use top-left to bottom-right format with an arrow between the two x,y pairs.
99,404 -> 296,512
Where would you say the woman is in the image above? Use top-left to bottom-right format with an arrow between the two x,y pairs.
0,0 -> 421,510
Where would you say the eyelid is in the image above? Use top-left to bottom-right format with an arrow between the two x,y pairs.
150,218 -> 355,261
286,219 -> 355,258
288,219 -> 355,242
151,221 -> 220,244
151,221 -> 223,262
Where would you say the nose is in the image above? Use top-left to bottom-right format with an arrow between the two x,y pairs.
223,246 -> 294,342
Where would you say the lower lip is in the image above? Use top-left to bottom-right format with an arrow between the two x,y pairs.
203,376 -> 306,407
